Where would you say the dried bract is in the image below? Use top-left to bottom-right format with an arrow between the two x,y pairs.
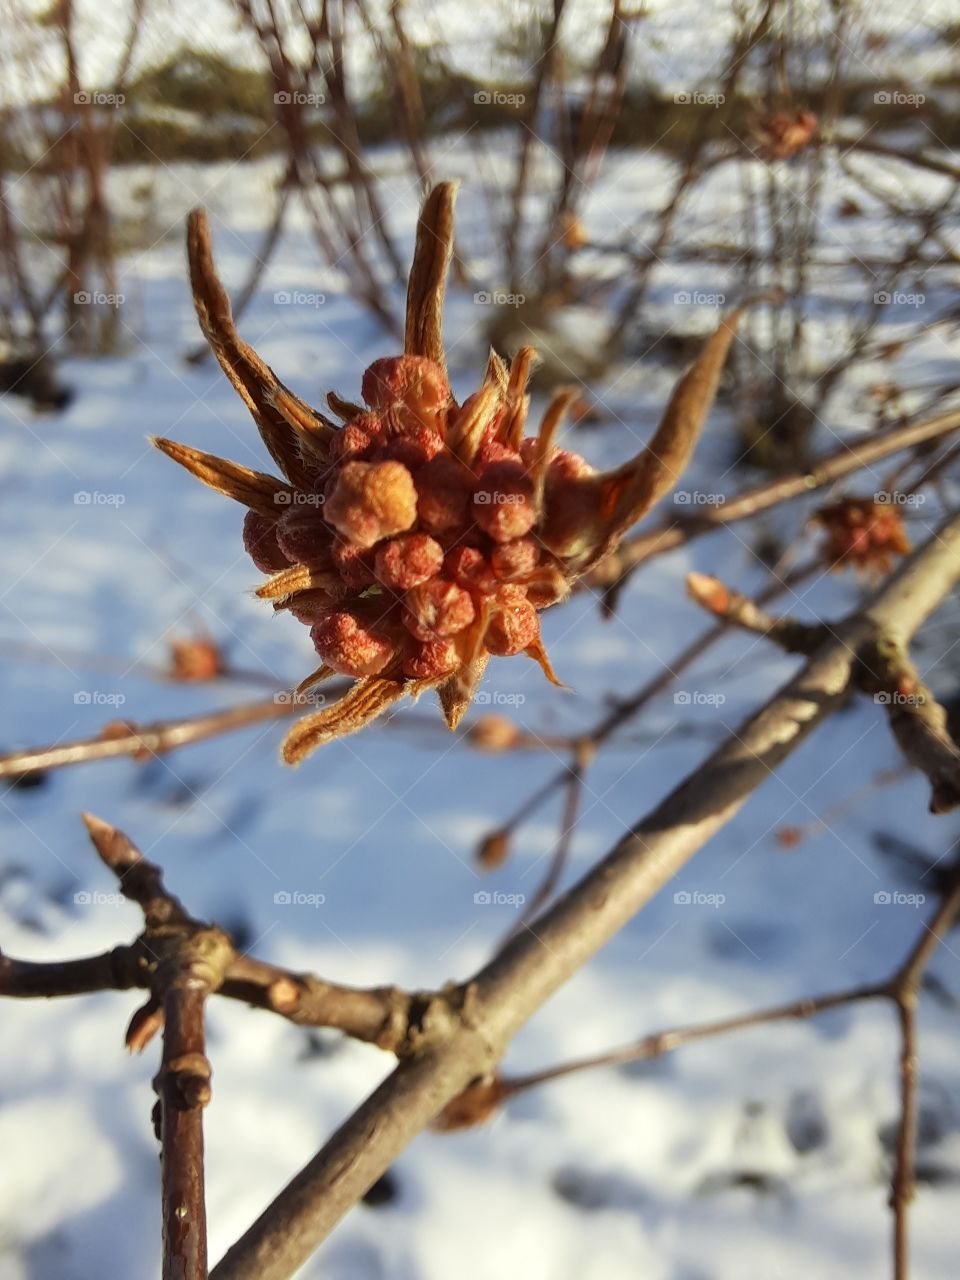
815,497 -> 911,575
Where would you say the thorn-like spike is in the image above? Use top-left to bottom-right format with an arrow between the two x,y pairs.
152,437 -> 293,516
405,181 -> 459,375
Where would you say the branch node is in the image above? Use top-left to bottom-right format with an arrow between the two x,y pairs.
163,1052 -> 214,1109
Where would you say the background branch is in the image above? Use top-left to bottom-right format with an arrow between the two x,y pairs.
586,407 -> 960,608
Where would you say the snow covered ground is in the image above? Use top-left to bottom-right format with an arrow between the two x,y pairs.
2,45 -> 960,1280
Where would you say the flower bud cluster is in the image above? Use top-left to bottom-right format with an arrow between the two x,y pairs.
244,354 -> 588,680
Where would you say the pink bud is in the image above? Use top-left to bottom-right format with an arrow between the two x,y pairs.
243,511 -> 289,572
375,533 -> 444,591
325,460 -> 418,549
475,438 -> 520,468
328,413 -> 383,463
545,449 -> 595,482
371,423 -> 445,469
275,506 -> 334,566
331,538 -> 377,587
491,537 -> 540,581
416,454 -> 474,534
311,608 -> 397,676
403,578 -> 475,641
485,586 -> 539,656
361,355 -> 450,431
287,589 -> 341,624
445,545 -> 499,595
473,461 -> 536,542
402,637 -> 460,680
540,457 -> 602,559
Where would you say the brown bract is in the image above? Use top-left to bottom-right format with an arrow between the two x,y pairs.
155,183 -> 750,762
754,108 -> 818,161
815,497 -> 912,575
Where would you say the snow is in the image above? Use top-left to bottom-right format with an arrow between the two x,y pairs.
2,13 -> 960,1280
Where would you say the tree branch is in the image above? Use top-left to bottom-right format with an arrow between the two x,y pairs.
210,513 -> 960,1280
686,570 -> 828,652
0,696 -> 301,780
586,407 -> 960,608
155,942 -> 228,1280
885,876 -> 960,1280
686,575 -> 960,813
0,830 -> 478,1058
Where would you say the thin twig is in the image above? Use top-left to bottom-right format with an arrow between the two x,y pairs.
885,875 -> 960,1280
0,692 -> 330,780
501,981 -> 887,1095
